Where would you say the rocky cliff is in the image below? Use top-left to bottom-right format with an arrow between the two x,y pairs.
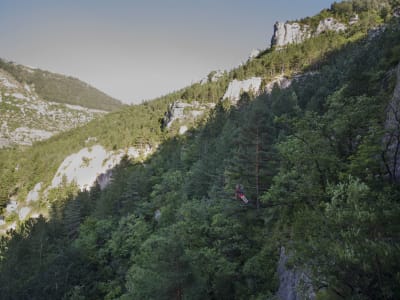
316,17 -> 347,34
223,77 -> 262,102
383,63 -> 400,182
0,68 -> 107,148
277,247 -> 315,300
271,22 -> 311,48
162,100 -> 214,133
0,143 -> 155,234
271,17 -> 348,48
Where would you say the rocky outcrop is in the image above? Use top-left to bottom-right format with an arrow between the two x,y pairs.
0,69 -> 106,148
0,69 -> 107,148
49,145 -> 148,191
18,207 -> 31,220
162,101 -> 213,130
349,14 -> 359,25
265,76 -> 293,94
26,182 -> 42,202
316,18 -> 347,34
271,22 -> 311,48
200,70 -> 225,84
179,125 -> 188,135
223,77 -> 262,102
271,18 -> 347,48
383,63 -> 400,182
394,7 -> 400,18
248,49 -> 261,60
277,247 -> 315,300
163,101 -> 193,129
0,144 -> 155,234
5,199 -> 18,213
264,72 -> 318,95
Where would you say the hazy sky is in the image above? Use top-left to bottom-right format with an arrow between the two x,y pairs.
0,0 -> 334,104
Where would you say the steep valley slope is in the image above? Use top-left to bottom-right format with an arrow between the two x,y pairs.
0,60 -> 123,147
0,1 -> 399,299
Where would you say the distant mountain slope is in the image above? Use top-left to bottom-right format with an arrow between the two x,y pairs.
0,59 -> 123,111
0,67 -> 109,147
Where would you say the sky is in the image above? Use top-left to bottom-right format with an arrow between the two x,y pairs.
0,0 -> 335,104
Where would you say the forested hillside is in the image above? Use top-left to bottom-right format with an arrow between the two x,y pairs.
0,1 -> 400,299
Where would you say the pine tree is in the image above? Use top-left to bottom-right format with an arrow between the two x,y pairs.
226,97 -> 277,209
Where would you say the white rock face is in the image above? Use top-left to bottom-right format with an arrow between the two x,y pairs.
51,145 -> 120,190
164,101 -> 192,129
277,247 -> 315,300
12,93 -> 28,100
18,207 -> 31,220
316,18 -> 347,34
271,22 -> 311,48
12,127 -> 53,146
264,72 -> 318,95
384,63 -> 400,182
200,70 -> 224,85
271,18 -> 346,48
0,75 -> 18,88
191,110 -> 204,118
7,222 -> 16,231
85,136 -> 98,144
265,76 -> 293,94
142,144 -> 155,157
163,101 -> 211,129
6,200 -> 18,213
50,145 -> 150,191
248,49 -> 261,60
349,14 -> 359,25
127,147 -> 140,158
223,77 -> 262,102
179,126 -> 188,135
26,182 -> 42,202
211,70 -> 224,82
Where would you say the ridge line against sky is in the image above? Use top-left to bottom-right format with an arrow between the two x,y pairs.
0,0 -> 334,104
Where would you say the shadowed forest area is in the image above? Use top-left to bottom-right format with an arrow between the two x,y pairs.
1,1 -> 400,299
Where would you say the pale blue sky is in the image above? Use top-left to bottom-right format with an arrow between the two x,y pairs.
0,0 -> 334,103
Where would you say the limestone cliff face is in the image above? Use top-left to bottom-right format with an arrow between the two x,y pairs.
162,100 -> 214,132
277,247 -> 315,300
223,77 -> 262,102
271,18 -> 347,48
163,101 -> 193,129
316,17 -> 347,34
271,22 -> 311,48
383,63 -> 400,182
0,143 -> 155,234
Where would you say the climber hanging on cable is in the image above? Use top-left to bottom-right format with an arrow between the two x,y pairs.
235,184 -> 249,204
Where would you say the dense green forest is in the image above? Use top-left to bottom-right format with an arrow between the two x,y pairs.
0,59 -> 123,111
0,1 -> 400,299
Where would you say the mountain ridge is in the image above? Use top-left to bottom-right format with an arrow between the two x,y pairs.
0,59 -> 126,147
0,1 -> 399,299
0,58 -> 124,111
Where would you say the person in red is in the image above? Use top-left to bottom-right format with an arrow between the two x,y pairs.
235,184 -> 249,204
